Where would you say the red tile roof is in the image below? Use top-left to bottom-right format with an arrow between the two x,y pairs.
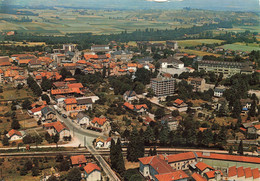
84,163 -> 101,174
191,173 -> 207,181
51,88 -> 82,95
149,156 -> 175,175
70,155 -> 87,165
196,152 -> 260,164
43,121 -> 68,133
64,98 -> 77,105
8,129 -> 22,137
123,102 -> 135,110
237,167 -> 245,178
29,105 -> 45,114
167,152 -> 196,163
67,83 -> 84,89
228,166 -> 237,177
64,78 -> 76,82
244,168 -> 252,178
205,170 -> 223,179
254,124 -> 260,130
91,117 -> 107,126
174,99 -> 184,105
252,168 -> 260,179
195,162 -> 214,172
155,170 -> 189,181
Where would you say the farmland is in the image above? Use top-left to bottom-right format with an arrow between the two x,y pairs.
0,8 -> 259,36
177,39 -> 225,48
220,43 -> 260,52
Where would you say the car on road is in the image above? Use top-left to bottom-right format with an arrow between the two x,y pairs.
62,114 -> 67,118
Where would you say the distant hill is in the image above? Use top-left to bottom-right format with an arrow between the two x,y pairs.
2,0 -> 259,11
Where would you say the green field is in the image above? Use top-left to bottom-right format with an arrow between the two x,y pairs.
0,8 -> 258,36
177,39 -> 225,48
221,43 -> 260,52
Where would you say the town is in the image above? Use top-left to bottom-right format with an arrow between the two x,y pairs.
0,1 -> 260,181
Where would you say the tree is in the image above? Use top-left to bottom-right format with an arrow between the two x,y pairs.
152,146 -> 157,156
110,139 -> 117,169
127,128 -> 144,162
143,125 -> 154,144
159,122 -> 169,145
11,119 -> 20,130
60,68 -> 72,79
31,166 -> 40,176
229,146 -> 233,155
102,66 -> 106,78
53,134 -> 60,147
238,140 -> 244,155
135,68 -> 151,85
2,135 -> 9,146
47,175 -> 58,181
155,108 -> 165,120
41,77 -> 52,91
41,94 -> 50,104
172,110 -> 180,117
22,99 -> 32,110
116,144 -> 125,174
66,168 -> 81,181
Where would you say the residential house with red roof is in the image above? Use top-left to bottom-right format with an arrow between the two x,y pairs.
123,102 -> 148,115
43,121 -> 70,140
63,97 -> 93,117
154,171 -> 189,181
70,155 -> 87,167
6,129 -> 23,141
13,75 -> 27,87
173,99 -> 188,108
195,162 -> 214,175
191,172 -> 207,181
84,162 -> 101,181
204,170 -> 223,181
28,58 -> 42,69
28,105 -> 45,117
89,116 -> 110,132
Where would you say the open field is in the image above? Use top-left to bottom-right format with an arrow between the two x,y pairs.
0,87 -> 34,101
177,39 -> 225,48
220,43 -> 260,52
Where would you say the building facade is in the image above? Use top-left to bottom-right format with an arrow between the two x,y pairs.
151,77 -> 175,97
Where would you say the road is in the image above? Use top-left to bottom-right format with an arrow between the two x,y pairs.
52,107 -> 121,181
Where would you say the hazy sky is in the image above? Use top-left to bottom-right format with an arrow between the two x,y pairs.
2,0 -> 259,11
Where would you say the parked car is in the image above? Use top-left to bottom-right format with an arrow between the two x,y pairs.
62,114 -> 67,118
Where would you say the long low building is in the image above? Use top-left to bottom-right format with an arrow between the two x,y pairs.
139,151 -> 260,181
198,60 -> 253,78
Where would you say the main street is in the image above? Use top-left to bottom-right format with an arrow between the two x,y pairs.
51,106 -> 121,181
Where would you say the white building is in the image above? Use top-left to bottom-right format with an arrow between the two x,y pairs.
6,129 -> 23,141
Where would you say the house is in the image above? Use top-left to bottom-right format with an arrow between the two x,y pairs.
123,102 -> 148,115
41,107 -> 56,121
70,155 -> 87,167
28,59 -> 42,69
28,105 -> 45,117
123,90 -> 137,102
84,163 -> 101,181
64,97 -> 93,114
159,57 -> 184,69
75,112 -> 90,127
240,98 -> 253,113
166,152 -> 197,170
248,124 -> 260,138
191,173 -> 207,181
13,75 -> 27,87
187,78 -> 206,92
43,121 -> 70,140
91,45 -> 110,52
94,137 -> 112,149
90,117 -> 110,132
6,129 -> 23,141
159,115 -> 180,131
139,155 -> 175,180
173,99 -> 187,108
195,162 -> 214,175
214,86 -> 226,97
204,170 -> 223,181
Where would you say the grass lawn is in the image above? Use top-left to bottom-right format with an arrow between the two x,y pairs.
180,49 -> 223,57
0,88 -> 34,101
178,39 -> 225,48
220,43 -> 260,52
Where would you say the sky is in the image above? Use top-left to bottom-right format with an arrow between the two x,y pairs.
1,0 -> 259,11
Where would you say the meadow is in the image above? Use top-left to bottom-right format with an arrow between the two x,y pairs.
220,43 -> 260,52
